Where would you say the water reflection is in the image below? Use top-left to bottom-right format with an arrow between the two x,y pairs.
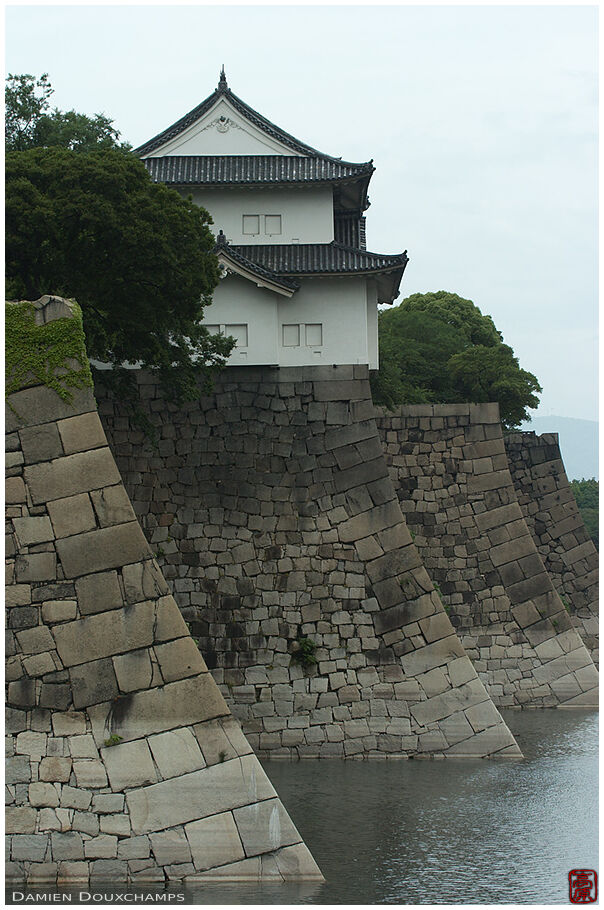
184,709 -> 598,905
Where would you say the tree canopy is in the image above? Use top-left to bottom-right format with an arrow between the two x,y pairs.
5,73 -> 129,153
371,291 -> 541,429
570,478 -> 599,548
6,147 -> 233,401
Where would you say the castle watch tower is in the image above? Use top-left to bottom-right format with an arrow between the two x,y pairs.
135,68 -> 408,369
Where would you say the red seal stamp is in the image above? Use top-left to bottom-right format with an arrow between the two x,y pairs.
569,869 -> 598,903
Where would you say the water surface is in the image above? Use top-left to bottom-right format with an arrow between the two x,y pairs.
184,709 -> 598,904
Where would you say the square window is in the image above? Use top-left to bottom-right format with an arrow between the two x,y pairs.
282,324 -> 300,347
225,324 -> 248,347
265,215 -> 282,235
204,324 -> 221,335
242,215 -> 260,235
305,324 -> 322,346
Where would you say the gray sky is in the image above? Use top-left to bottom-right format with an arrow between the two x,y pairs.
5,3 -> 598,421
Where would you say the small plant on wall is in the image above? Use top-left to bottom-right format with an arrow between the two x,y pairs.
290,636 -> 318,669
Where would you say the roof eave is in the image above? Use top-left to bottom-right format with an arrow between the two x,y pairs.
216,250 -> 298,298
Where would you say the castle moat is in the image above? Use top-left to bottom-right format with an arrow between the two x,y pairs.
7,709 -> 597,906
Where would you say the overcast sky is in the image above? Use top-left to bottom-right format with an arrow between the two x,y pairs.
5,3 -> 598,421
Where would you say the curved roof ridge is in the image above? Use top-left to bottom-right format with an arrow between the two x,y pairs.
135,80 -> 372,168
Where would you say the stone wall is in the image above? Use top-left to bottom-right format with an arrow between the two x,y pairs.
504,432 -> 598,666
375,404 -> 598,709
95,366 -> 520,759
6,297 -> 322,885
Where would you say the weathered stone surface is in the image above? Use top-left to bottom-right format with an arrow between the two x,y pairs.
185,811 -> 245,871
127,755 -> 276,835
148,728 -> 206,779
56,521 -> 151,577
113,649 -> 153,693
149,828 -> 191,866
109,676 -> 229,743
15,552 -> 57,583
24,448 -> 121,504
75,570 -> 123,615
12,834 -> 49,862
70,658 -> 119,709
39,757 -> 72,782
19,423 -> 64,464
90,485 -> 136,527
53,603 -> 155,666
6,807 -> 37,834
154,637 -> 207,682
41,600 -> 78,624
52,711 -> 87,737
233,798 -> 301,856
273,843 -> 324,881
72,759 -> 108,788
47,493 -> 96,539
101,740 -> 158,790
13,516 -> 54,546
29,782 -> 59,808
57,411 -> 107,455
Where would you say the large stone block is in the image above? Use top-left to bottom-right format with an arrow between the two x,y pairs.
47,493 -> 96,539
410,681 -> 487,726
101,739 -> 158,790
127,754 -> 276,835
154,637 -> 207,682
57,412 -> 107,455
107,676 -> 229,743
194,717 -> 253,767
75,571 -> 123,616
185,811 -> 245,871
339,500 -> 402,543
400,635 -> 466,678
233,798 -> 301,857
53,603 -> 155,666
56,521 -> 151,577
149,828 -> 191,866
19,423 -> 64,464
15,552 -> 57,583
273,843 -> 323,881
70,658 -> 119,709
148,728 -> 206,779
6,807 -> 37,834
13,516 -> 54,546
113,649 -> 153,693
90,485 -> 137,527
24,448 -> 121,504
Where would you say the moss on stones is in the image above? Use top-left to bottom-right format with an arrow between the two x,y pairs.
6,299 -> 93,403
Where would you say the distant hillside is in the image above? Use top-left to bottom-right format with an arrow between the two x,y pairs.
519,416 -> 598,481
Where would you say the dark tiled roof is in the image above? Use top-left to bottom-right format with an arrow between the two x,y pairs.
135,72 -> 372,172
215,232 -> 300,293
233,242 -> 408,276
143,155 -> 374,186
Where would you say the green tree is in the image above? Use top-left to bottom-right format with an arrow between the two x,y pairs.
6,73 -> 129,152
570,478 -> 599,549
6,147 -> 233,401
371,291 -> 541,429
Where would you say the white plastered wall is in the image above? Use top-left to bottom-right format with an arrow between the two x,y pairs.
204,275 -> 372,367
184,187 -> 334,245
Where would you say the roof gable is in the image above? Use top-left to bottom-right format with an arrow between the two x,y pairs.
135,69 -> 371,171
143,96 -> 300,157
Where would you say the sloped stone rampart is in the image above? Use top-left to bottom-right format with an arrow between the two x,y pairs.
375,404 -> 598,709
95,366 -> 520,759
504,432 -> 598,666
6,297 -> 322,885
